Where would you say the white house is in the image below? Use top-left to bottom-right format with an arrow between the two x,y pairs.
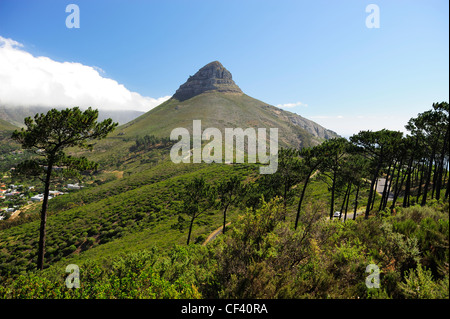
31,194 -> 44,202
49,190 -> 64,196
32,192 -> 58,202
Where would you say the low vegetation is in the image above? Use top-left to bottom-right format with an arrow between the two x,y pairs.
0,200 -> 447,299
0,102 -> 448,299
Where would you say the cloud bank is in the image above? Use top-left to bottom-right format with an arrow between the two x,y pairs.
0,36 -> 170,112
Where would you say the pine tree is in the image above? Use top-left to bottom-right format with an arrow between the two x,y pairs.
12,107 -> 117,270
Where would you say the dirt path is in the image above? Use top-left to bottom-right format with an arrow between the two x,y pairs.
8,210 -> 20,220
202,222 -> 232,246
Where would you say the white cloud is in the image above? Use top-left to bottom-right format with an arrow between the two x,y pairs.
276,101 -> 308,109
308,114 -> 409,137
0,36 -> 170,112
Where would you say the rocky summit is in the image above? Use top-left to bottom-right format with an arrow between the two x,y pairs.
173,61 -> 243,101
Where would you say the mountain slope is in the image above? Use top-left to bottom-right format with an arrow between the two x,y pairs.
115,61 -> 338,149
119,93 -> 320,149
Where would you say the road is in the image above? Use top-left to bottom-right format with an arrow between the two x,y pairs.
376,177 -> 394,201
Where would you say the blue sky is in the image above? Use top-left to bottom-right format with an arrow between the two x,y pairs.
0,0 -> 448,136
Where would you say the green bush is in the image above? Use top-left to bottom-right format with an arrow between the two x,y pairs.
0,249 -> 202,299
393,219 -> 417,236
399,264 -> 449,299
62,245 -> 77,256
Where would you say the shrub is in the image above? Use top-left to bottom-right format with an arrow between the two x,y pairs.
82,237 -> 96,249
62,245 -> 77,256
393,219 -> 417,236
379,222 -> 421,273
213,198 -> 317,298
399,264 -> 449,299
0,249 -> 202,299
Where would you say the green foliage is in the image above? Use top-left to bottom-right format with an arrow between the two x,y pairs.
181,176 -> 217,245
0,102 -> 448,299
213,199 -> 321,298
129,134 -> 173,153
0,197 -> 448,299
8,107 -> 118,270
11,107 -> 118,180
0,249 -> 202,299
399,264 -> 449,299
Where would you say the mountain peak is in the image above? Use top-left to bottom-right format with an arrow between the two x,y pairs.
173,61 -> 243,101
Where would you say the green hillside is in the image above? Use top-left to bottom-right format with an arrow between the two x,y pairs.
118,92 -> 333,148
82,91 -> 338,169
0,118 -> 17,132
0,156 -> 260,273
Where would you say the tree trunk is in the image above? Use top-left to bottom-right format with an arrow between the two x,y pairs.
435,127 -> 449,201
403,155 -> 414,208
416,161 -> 425,203
393,164 -> 407,209
295,171 -> 313,230
340,183 -> 350,221
412,161 -> 419,189
390,156 -> 403,209
223,203 -> 230,234
368,178 -> 377,212
404,138 -> 418,207
445,174 -> 449,200
379,163 -> 392,211
383,161 -> 396,211
365,167 -> 379,219
431,160 -> 439,199
330,170 -> 337,219
37,160 -> 53,271
187,215 -> 195,245
444,160 -> 449,200
283,182 -> 288,220
353,184 -> 360,220
421,148 -> 436,206
344,183 -> 351,222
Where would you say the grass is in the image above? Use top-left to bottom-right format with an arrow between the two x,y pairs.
0,157 -> 258,275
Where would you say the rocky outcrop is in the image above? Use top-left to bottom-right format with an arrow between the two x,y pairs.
281,110 -> 339,140
173,61 -> 243,101
260,104 -> 339,140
